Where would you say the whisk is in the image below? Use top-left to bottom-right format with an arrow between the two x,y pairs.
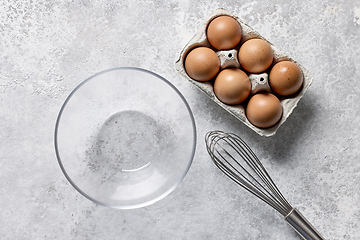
205,130 -> 325,240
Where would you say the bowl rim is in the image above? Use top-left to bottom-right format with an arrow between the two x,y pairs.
54,67 -> 197,209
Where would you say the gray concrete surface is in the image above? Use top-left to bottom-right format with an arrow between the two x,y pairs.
1,0 -> 360,239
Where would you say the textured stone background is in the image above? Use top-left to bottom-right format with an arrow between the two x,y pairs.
1,0 -> 360,239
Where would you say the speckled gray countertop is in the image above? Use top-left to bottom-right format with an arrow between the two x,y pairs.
1,0 -> 360,239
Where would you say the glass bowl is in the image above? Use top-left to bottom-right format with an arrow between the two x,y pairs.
54,67 -> 196,209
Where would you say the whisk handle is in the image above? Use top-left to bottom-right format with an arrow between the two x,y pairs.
285,208 -> 326,240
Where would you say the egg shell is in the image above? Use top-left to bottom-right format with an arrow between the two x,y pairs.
175,8 -> 313,137
246,93 -> 283,129
214,68 -> 251,105
207,15 -> 242,50
238,38 -> 274,73
269,61 -> 304,96
184,47 -> 221,81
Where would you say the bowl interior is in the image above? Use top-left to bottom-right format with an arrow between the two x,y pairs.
55,67 -> 196,209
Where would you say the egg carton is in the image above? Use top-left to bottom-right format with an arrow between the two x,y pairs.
175,8 -> 312,137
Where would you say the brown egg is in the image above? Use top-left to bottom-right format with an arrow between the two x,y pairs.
214,68 -> 251,105
184,47 -> 220,81
207,15 -> 242,50
269,61 -> 303,96
238,39 -> 273,73
246,93 -> 282,128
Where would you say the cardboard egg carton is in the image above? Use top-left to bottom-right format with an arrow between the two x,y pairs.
175,8 -> 312,137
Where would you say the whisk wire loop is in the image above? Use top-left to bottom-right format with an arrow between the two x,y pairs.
205,131 -> 292,216
213,140 -> 284,213
235,134 -> 293,213
205,131 -> 326,240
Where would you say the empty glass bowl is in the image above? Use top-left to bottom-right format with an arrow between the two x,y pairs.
54,67 -> 196,209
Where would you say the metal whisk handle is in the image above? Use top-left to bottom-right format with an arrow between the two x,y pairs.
285,208 -> 326,240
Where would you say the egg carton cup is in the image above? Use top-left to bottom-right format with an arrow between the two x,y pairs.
175,8 -> 312,137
